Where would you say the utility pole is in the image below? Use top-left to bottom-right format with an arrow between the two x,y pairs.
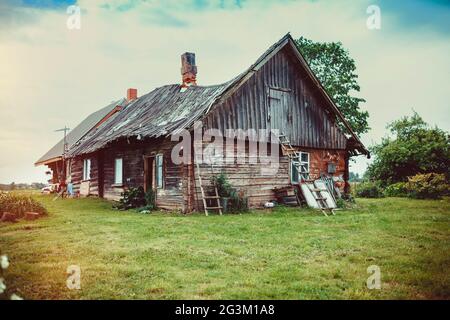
55,126 -> 70,183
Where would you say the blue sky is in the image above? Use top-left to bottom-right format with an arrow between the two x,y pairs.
6,0 -> 450,32
0,0 -> 449,182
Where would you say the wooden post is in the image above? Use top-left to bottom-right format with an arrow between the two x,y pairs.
344,152 -> 350,195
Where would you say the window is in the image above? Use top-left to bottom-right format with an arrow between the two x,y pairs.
290,152 -> 309,183
83,159 -> 91,181
155,154 -> 163,188
114,158 -> 123,184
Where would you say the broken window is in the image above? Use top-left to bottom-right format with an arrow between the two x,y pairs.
83,158 -> 91,181
114,158 -> 123,185
290,151 -> 310,183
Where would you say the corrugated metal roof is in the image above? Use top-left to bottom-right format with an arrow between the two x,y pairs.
35,98 -> 125,165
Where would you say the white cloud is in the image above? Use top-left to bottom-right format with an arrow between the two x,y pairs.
0,0 -> 448,182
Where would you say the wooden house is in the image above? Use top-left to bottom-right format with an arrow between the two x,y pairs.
37,34 -> 369,213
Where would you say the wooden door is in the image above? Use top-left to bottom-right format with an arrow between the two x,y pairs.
269,88 -> 290,135
143,156 -> 155,192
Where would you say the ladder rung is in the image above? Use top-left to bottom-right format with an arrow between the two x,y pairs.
204,196 -> 220,199
314,197 -> 326,201
206,206 -> 223,210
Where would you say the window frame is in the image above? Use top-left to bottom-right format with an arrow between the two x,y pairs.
155,154 -> 164,189
114,158 -> 123,185
290,151 -> 310,184
83,158 -> 91,181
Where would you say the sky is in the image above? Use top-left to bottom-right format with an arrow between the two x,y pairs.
0,0 -> 449,183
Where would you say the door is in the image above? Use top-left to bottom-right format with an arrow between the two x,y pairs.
143,156 -> 154,192
269,88 -> 290,135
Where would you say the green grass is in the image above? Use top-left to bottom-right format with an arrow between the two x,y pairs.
1,195 -> 449,300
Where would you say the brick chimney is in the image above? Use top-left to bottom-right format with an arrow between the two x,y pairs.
181,52 -> 197,87
127,88 -> 137,102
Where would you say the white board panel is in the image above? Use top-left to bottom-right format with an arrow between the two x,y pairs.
300,183 -> 320,209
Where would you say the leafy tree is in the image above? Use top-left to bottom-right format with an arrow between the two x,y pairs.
366,112 -> 450,186
295,37 -> 369,136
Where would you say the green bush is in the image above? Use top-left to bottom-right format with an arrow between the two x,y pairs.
118,187 -> 157,211
211,173 -> 248,213
229,189 -> 249,213
355,181 -> 384,198
406,173 -> 449,199
384,182 -> 408,197
211,173 -> 233,198
144,188 -> 156,210
117,187 -> 146,210
0,192 -> 47,219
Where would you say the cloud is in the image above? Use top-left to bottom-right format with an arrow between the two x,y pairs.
0,0 -> 449,182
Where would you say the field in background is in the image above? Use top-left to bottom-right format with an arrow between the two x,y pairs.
0,195 -> 449,299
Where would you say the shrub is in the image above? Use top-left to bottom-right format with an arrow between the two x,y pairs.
384,182 -> 408,197
117,187 -> 146,210
406,173 -> 449,199
229,189 -> 249,213
118,187 -> 157,211
211,173 -> 233,198
355,181 -> 384,198
0,192 -> 47,219
211,173 -> 249,213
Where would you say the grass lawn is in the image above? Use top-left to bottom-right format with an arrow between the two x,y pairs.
0,195 -> 449,300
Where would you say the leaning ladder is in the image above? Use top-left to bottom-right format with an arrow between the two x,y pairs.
279,134 -> 333,216
195,153 -> 223,216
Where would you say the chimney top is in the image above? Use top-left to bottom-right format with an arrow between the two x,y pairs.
127,88 -> 137,102
181,52 -> 197,87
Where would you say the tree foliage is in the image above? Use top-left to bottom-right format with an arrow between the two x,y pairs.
366,112 -> 450,186
295,37 -> 369,135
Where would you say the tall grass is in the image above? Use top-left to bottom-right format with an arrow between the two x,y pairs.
0,192 -> 47,219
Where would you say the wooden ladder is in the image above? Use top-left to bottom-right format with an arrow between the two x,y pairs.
279,134 -> 309,180
195,154 -> 223,216
279,134 -> 333,216
307,184 -> 334,216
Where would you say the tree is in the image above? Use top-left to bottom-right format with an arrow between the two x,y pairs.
295,37 -> 369,136
366,112 -> 450,186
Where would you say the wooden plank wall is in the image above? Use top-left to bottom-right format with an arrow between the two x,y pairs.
204,46 -> 348,150
192,139 -> 348,211
69,138 -> 186,211
193,140 -> 289,210
70,156 -> 99,196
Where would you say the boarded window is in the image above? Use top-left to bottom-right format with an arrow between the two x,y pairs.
290,152 -> 310,183
83,159 -> 91,181
155,154 -> 163,189
114,158 -> 123,184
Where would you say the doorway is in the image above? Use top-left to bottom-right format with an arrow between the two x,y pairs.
144,156 -> 154,193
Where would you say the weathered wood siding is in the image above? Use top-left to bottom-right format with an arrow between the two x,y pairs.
204,46 -> 348,150
69,138 -> 187,211
70,155 -> 100,196
193,140 -> 289,209
192,139 -> 347,210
